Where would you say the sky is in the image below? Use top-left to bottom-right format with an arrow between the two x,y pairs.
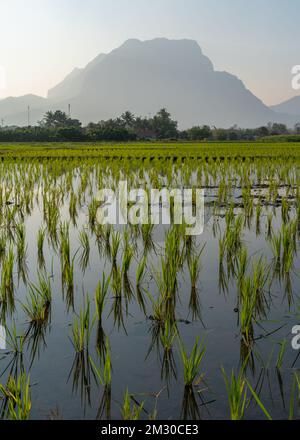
0,0 -> 299,105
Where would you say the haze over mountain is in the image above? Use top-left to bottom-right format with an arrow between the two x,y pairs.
271,96 -> 300,117
1,38 -> 299,128
0,95 -> 48,126
47,53 -> 107,102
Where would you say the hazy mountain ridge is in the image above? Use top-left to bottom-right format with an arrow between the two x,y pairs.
47,53 -> 107,101
271,96 -> 300,116
1,38 -> 299,128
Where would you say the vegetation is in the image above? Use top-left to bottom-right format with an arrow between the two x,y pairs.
1,108 -> 300,142
0,142 -> 298,420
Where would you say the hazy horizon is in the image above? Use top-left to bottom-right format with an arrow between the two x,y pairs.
0,0 -> 299,106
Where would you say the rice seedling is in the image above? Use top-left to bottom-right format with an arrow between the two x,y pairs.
276,339 -> 287,369
60,221 -> 71,269
15,223 -> 28,280
271,232 -> 282,273
255,201 -> 262,234
135,256 -> 147,314
89,338 -> 112,419
90,337 -> 112,387
221,367 -> 247,420
71,298 -> 93,353
160,320 -> 177,352
88,198 -> 99,231
246,379 -> 272,420
69,192 -> 78,226
239,277 -> 256,344
21,272 -> 52,324
0,322 -> 25,378
78,228 -> 90,272
121,389 -> 144,420
289,372 -> 300,420
68,348 -> 94,408
122,245 -> 133,275
37,226 -> 46,268
0,373 -> 31,420
136,256 -> 147,288
159,320 -> 178,384
0,247 -> 15,312
111,230 -> 121,264
282,222 -> 297,274
281,197 -> 290,223
141,223 -> 155,255
179,337 -> 206,387
0,233 -> 6,265
251,257 -> 270,317
94,273 -> 110,325
180,384 -> 202,420
111,265 -> 122,298
267,212 -> 273,237
147,289 -> 173,327
187,246 -> 205,290
236,247 -> 248,291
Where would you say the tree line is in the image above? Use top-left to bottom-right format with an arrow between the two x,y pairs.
0,109 -> 299,142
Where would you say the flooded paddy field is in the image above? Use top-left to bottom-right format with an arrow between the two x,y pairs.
0,143 -> 300,420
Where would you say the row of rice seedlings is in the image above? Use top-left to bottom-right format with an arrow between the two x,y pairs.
2,156 -> 300,221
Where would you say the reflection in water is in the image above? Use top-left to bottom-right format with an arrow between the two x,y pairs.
68,350 -> 95,412
0,158 -> 298,420
180,386 -> 201,420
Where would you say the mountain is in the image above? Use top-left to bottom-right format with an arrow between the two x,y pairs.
1,38 -> 299,128
48,38 -> 298,128
57,38 -> 282,128
271,96 -> 300,117
47,53 -> 106,101
0,94 -> 47,126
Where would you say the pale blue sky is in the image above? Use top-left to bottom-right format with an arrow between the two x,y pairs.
0,0 -> 299,104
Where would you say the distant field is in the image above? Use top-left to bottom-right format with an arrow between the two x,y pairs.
0,142 -> 300,158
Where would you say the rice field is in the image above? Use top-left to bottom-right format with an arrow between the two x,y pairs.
0,142 -> 300,420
